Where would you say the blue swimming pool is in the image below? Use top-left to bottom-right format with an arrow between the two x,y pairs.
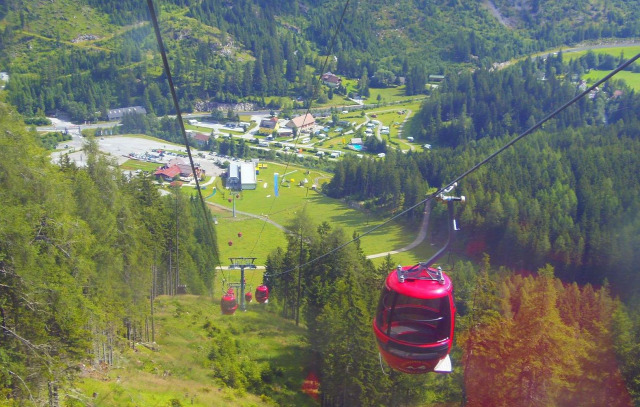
351,144 -> 363,151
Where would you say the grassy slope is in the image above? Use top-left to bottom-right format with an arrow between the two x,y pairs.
73,295 -> 316,406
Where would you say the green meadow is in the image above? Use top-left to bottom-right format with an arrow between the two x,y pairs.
205,160 -> 437,268
582,69 -> 640,91
564,45 -> 640,62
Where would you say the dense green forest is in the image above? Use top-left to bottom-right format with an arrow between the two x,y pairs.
0,101 -> 218,403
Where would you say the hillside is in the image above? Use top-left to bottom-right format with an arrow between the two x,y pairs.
73,295 -> 316,407
2,0 -> 640,121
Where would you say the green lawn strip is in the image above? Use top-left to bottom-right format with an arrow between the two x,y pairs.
73,295 -> 315,406
582,69 -> 640,91
368,85 -> 415,104
184,123 -> 216,133
564,45 -> 640,62
119,159 -> 160,172
313,95 -> 358,108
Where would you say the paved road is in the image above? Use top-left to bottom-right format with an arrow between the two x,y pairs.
366,200 -> 432,259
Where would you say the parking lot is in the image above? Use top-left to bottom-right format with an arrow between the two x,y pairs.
51,136 -> 225,178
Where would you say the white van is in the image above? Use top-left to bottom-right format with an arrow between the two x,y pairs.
407,137 -> 414,142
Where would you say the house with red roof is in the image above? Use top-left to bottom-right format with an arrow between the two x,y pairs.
154,165 -> 181,182
259,117 -> 280,135
190,132 -> 210,148
321,72 -> 342,88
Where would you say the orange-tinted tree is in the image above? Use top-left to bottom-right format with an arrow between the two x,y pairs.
462,264 -> 632,406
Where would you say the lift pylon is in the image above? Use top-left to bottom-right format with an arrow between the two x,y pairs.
228,257 -> 257,311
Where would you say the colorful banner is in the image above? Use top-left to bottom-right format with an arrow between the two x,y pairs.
274,173 -> 279,197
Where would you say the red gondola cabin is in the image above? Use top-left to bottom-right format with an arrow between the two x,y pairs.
255,285 -> 269,304
245,291 -> 253,303
221,288 -> 238,315
373,264 -> 456,374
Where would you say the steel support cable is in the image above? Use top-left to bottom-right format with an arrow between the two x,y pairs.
248,0 -> 352,256
266,51 -> 640,279
146,0 -> 225,276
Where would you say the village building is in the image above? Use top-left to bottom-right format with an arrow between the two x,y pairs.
286,113 -> 316,133
190,132 -> 210,148
107,106 -> 147,121
227,161 -> 257,190
154,165 -> 181,182
259,117 -> 279,134
155,159 -> 204,183
321,72 -> 342,88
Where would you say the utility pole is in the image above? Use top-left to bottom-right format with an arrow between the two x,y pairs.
228,257 -> 257,311
232,193 -> 237,218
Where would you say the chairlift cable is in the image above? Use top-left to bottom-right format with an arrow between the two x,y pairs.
266,51 -> 640,279
146,0 -> 226,284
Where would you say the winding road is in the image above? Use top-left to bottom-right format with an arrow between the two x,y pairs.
365,200 -> 432,259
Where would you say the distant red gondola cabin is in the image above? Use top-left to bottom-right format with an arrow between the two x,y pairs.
221,288 -> 238,315
373,264 -> 456,374
245,291 -> 253,303
255,285 -> 269,304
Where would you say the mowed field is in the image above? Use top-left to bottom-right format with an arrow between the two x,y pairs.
582,69 -> 640,90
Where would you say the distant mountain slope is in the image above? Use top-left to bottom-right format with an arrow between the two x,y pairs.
490,0 -> 640,41
1,0 -> 639,120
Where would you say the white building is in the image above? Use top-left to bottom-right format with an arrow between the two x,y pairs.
240,162 -> 257,190
228,161 -> 257,190
108,106 -> 147,121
